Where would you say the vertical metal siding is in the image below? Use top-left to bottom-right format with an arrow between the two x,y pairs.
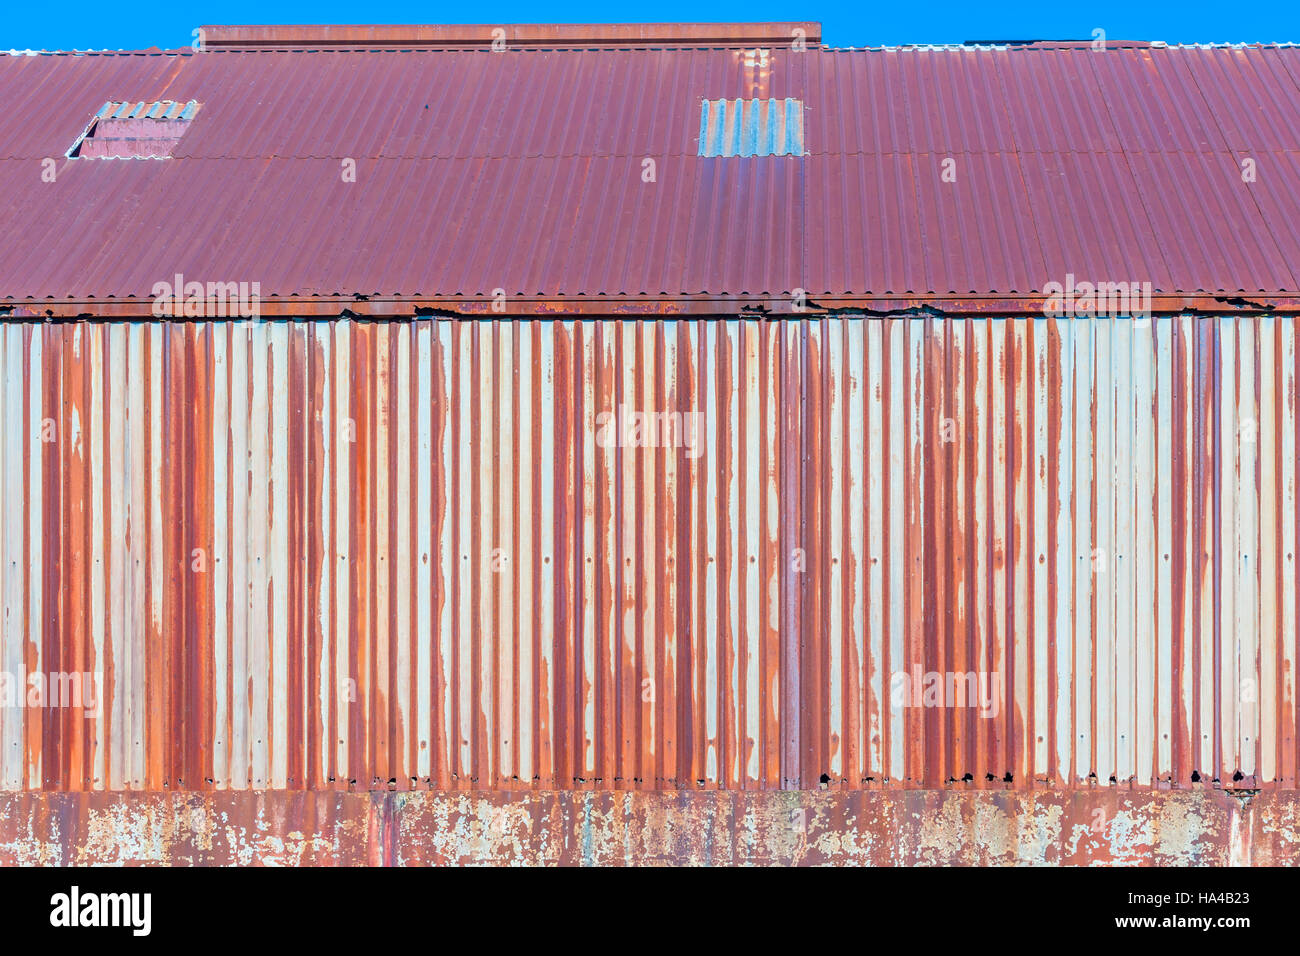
0,315 -> 1295,791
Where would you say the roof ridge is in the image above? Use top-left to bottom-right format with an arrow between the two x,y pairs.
9,40 -> 1300,56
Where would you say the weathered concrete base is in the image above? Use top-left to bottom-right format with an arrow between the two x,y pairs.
1,790 -> 1295,865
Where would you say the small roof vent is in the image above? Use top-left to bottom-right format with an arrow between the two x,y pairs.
69,100 -> 201,159
698,98 -> 803,157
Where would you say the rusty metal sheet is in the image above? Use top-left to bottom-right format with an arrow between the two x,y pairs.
2,42 -> 1300,310
198,22 -> 824,51
0,315 -> 1295,793
2,789 -> 1294,865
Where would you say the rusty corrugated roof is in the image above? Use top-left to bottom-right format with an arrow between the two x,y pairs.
1,36 -> 1299,312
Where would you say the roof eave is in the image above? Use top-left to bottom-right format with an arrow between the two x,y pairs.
4,292 -> 1296,319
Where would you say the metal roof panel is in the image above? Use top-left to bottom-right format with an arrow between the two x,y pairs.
1,41 -> 1299,305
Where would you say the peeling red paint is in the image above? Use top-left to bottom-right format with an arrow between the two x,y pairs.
0,789 -> 1291,865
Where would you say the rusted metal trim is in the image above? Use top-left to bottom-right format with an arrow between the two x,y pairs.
198,23 -> 823,51
4,294 -> 1297,320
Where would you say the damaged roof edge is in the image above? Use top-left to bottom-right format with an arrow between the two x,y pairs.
3,292 -> 1296,319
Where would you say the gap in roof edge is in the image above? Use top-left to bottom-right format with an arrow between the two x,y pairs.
67,100 -> 201,159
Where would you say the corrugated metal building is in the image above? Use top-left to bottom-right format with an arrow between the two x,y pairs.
1,23 -> 1298,862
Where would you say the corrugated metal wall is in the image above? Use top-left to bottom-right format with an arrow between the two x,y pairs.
0,315 -> 1295,791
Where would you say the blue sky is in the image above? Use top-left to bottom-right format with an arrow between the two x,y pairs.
4,0 -> 1298,51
